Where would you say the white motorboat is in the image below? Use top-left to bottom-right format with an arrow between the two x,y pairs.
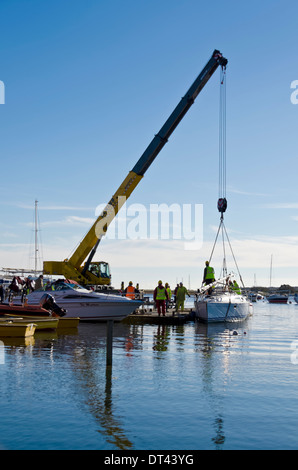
14,281 -> 143,322
248,292 -> 264,302
195,276 -> 253,323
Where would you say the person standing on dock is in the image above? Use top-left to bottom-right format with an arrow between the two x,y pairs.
173,284 -> 179,304
35,275 -> 44,291
165,283 -> 172,312
175,282 -> 190,313
0,284 -> 4,303
154,280 -> 169,316
125,281 -> 136,300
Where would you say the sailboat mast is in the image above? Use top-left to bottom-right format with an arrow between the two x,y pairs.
35,199 -> 38,273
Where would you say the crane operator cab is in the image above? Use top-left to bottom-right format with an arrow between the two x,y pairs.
85,261 -> 111,285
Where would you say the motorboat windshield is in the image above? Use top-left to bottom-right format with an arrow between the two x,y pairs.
51,282 -> 88,292
34,281 -> 90,293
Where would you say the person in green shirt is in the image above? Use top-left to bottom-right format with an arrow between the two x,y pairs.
203,261 -> 215,295
165,283 -> 172,312
175,282 -> 190,313
232,280 -> 241,295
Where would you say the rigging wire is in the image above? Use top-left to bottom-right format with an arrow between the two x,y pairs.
222,222 -> 245,288
209,219 -> 222,263
221,221 -> 227,277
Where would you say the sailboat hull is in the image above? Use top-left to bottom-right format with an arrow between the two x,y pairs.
195,293 -> 253,323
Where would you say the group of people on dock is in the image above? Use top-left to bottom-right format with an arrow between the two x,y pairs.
153,281 -> 190,316
0,275 -> 39,303
123,280 -> 190,317
122,260 -> 241,317
0,274 -> 51,303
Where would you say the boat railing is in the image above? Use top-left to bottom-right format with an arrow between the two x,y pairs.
198,274 -> 235,295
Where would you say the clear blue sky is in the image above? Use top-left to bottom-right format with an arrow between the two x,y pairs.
0,0 -> 298,288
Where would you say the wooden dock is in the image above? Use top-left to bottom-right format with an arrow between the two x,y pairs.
123,308 -> 195,325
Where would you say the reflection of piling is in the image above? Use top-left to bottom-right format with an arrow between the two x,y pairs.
106,320 -> 114,367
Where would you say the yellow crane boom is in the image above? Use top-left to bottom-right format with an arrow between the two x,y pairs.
43,50 -> 228,286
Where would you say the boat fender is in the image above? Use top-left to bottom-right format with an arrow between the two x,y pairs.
233,331 -> 238,336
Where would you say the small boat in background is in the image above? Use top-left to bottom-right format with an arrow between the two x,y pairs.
248,293 -> 257,302
248,292 -> 264,302
267,294 -> 288,304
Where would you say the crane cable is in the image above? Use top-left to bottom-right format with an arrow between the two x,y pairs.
218,66 -> 227,214
209,66 -> 245,289
219,66 -> 226,201
209,65 -> 227,263
219,68 -> 227,277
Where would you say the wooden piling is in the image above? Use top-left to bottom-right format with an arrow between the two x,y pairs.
106,320 -> 114,367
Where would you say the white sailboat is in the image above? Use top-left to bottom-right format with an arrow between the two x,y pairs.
195,67 -> 252,323
195,275 -> 253,323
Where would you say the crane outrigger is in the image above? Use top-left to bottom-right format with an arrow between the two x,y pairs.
43,50 -> 228,286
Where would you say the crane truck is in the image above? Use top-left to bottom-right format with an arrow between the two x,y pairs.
43,50 -> 228,286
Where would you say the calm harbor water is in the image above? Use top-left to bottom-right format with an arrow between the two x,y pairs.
1,300 -> 298,450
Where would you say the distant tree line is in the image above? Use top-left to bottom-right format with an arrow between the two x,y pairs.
250,284 -> 298,294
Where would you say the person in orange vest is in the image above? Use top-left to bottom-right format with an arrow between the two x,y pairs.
124,281 -> 136,300
154,280 -> 169,316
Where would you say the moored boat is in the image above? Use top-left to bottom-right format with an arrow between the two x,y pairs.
3,314 -> 79,330
13,281 -> 143,322
0,303 -> 51,316
1,316 -> 59,331
55,317 -> 80,329
0,322 -> 36,338
267,294 -> 288,304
